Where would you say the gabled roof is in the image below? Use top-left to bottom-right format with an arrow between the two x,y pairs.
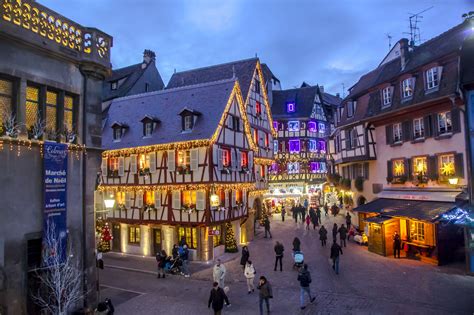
111,121 -> 129,128
103,79 -> 238,150
166,58 -> 259,100
140,115 -> 160,123
178,108 -> 202,116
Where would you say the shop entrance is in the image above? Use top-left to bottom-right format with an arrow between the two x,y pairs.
153,228 -> 162,255
112,224 -> 121,252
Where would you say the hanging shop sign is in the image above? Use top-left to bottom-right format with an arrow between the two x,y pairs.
43,142 -> 68,265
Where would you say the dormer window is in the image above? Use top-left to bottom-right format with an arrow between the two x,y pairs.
402,78 -> 415,99
286,102 -> 296,113
113,128 -> 122,141
184,115 -> 193,130
382,86 -> 393,107
141,115 -> 160,138
308,121 -> 317,132
426,67 -> 441,90
111,81 -> 118,90
179,108 -> 201,132
111,122 -> 128,142
347,101 -> 356,118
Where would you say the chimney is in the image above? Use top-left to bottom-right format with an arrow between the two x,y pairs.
319,85 -> 325,94
399,39 -> 409,71
336,93 -> 340,98
142,49 -> 156,68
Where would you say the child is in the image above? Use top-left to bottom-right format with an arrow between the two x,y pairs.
305,214 -> 311,230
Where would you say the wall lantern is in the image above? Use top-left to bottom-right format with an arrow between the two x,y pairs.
104,194 -> 116,209
448,177 -> 459,185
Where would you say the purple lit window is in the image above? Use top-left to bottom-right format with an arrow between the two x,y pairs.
310,162 -> 320,173
309,140 -> 317,152
289,140 -> 300,153
288,121 -> 300,131
318,122 -> 326,134
286,102 -> 296,113
273,121 -> 278,130
308,121 -> 317,132
270,162 -> 279,173
318,141 -> 326,153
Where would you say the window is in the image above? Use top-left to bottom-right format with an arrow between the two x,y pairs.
393,123 -> 402,143
64,95 -> 74,132
129,226 -> 140,244
413,118 -> 424,139
113,127 -> 122,141
437,111 -> 452,135
182,190 -> 197,207
413,157 -> 427,176
255,101 -> 262,116
46,92 -> 57,134
286,102 -> 295,113
402,78 -> 414,98
111,81 -> 118,90
144,191 -> 155,205
310,162 -> 320,173
138,154 -> 150,170
347,101 -> 356,118
273,121 -> 278,130
273,140 -> 278,154
222,148 -> 231,167
393,159 -> 405,177
145,83 -> 150,92
350,129 -> 358,148
410,221 -> 425,242
264,133 -> 269,147
26,85 -> 40,130
212,225 -> 224,247
178,150 -> 191,168
0,78 -> 13,128
184,115 -> 193,131
254,78 -> 260,94
439,154 -> 455,177
270,162 -> 278,174
143,122 -> 154,137
382,87 -> 392,106
309,140 -> 317,152
229,116 -> 240,131
318,122 -> 326,135
108,157 -> 119,173
259,165 -> 265,178
335,134 -> 341,153
287,162 -> 299,174
241,151 -> 248,168
308,121 -> 317,132
318,140 -> 326,153
178,227 -> 198,249
253,129 -> 258,144
288,121 -> 300,132
289,139 -> 300,153
426,67 -> 439,90
116,191 -> 126,205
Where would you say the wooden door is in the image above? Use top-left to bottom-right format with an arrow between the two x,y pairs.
153,228 -> 162,255
112,224 -> 121,252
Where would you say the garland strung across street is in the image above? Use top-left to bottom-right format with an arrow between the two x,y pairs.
98,182 -> 257,192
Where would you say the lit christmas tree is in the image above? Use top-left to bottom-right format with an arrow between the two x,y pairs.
98,222 -> 112,253
224,222 -> 238,253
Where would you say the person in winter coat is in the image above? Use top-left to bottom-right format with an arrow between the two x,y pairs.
338,224 -> 348,247
156,250 -> 166,278
94,302 -> 108,315
292,237 -> 301,253
240,246 -> 250,270
345,213 -> 352,230
297,264 -> 316,310
292,206 -> 297,223
319,225 -> 328,246
305,214 -> 311,230
281,206 -> 286,222
274,241 -> 284,271
208,282 -> 230,315
303,199 -> 309,210
264,217 -> 272,238
393,231 -> 401,258
316,207 -> 322,224
257,276 -> 272,315
181,244 -> 190,277
309,208 -> 317,229
244,260 -> 256,293
324,204 -> 329,216
332,223 -> 338,241
104,298 -> 114,315
330,239 -> 343,274
172,244 -> 179,259
213,259 -> 227,288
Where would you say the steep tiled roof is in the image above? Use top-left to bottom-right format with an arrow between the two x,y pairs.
261,63 -> 280,85
322,92 -> 342,107
103,79 -> 236,150
272,86 -> 318,119
166,58 -> 258,99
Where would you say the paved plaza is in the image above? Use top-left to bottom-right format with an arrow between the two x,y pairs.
101,213 -> 474,314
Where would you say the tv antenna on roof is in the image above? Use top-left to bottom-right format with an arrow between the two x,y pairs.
404,6 -> 433,47
386,33 -> 393,50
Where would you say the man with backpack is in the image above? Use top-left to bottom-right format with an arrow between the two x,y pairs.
297,264 -> 315,310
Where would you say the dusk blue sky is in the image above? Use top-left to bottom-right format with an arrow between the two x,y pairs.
42,0 -> 471,96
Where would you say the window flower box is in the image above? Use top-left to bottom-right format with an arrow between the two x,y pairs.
108,169 -> 119,177
221,167 -> 231,175
240,167 -> 250,174
181,204 -> 196,214
177,165 -> 192,175
139,167 -> 150,176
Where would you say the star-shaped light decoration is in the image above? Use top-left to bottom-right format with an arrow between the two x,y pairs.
415,161 -> 427,175
394,161 -> 405,176
440,162 -> 455,176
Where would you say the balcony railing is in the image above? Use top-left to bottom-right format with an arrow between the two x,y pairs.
1,0 -> 112,68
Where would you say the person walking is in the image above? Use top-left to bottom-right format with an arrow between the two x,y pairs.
213,259 -> 227,288
338,224 -> 348,247
181,244 -> 190,277
332,223 -> 338,241
316,207 -> 322,225
297,264 -> 316,310
244,260 -> 256,294
172,244 -> 179,259
319,225 -> 328,247
345,212 -> 352,230
240,245 -> 250,270
281,206 -> 286,222
257,276 -> 273,315
292,237 -> 301,253
305,214 -> 311,230
303,199 -> 309,211
156,250 -> 166,278
393,231 -> 401,258
274,241 -> 284,271
208,282 -> 230,315
292,206 -> 297,224
309,207 -> 317,230
330,239 -> 343,275
264,216 -> 272,238
324,204 -> 329,217
104,298 -> 114,315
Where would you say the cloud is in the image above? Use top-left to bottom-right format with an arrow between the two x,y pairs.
184,0 -> 239,32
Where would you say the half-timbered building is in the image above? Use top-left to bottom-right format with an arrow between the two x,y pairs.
329,21 -> 471,265
268,85 -> 340,206
99,78 -> 260,260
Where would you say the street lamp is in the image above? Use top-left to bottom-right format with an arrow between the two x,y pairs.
104,194 -> 116,210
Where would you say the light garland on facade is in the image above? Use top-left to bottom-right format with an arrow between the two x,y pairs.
255,61 -> 277,137
249,189 -> 268,197
0,136 -> 86,159
254,157 -> 274,165
98,182 -> 256,193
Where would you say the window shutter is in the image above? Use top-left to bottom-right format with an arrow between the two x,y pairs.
190,149 -> 199,171
451,108 -> 461,134
149,152 -> 156,173
385,125 -> 393,145
172,191 -> 181,209
135,192 -> 143,208
217,149 -> 223,170
101,158 -> 108,176
237,150 -> 242,171
231,149 -> 237,170
167,150 -> 175,172
428,155 -> 438,180
225,191 -> 229,208
387,160 -> 393,179
125,192 -> 131,208
389,86 -> 394,103
212,145 -> 218,164
248,151 -> 254,171
402,121 -> 412,142
231,191 -> 236,207
437,66 -> 443,83
405,158 -> 412,179
154,190 -> 161,208
118,157 -> 125,176
411,77 -> 416,92
130,155 -> 137,174
364,162 -> 369,179
454,153 -> 464,178
431,114 -> 439,137
423,116 -> 432,138
196,191 -> 205,210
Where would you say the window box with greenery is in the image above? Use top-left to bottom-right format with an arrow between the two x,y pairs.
177,165 -> 192,175
240,166 -> 250,174
139,167 -> 151,176
181,204 -> 196,214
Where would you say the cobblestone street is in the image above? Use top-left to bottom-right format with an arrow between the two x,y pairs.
101,213 -> 474,314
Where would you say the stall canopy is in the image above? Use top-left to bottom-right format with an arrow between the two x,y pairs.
364,215 -> 394,224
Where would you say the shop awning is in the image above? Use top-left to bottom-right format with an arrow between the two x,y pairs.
353,198 -> 412,214
364,215 -> 394,224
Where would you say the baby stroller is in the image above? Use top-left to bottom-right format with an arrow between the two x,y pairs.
164,256 -> 183,275
293,251 -> 304,271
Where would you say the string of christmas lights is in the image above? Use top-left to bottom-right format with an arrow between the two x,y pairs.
98,182 -> 256,193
